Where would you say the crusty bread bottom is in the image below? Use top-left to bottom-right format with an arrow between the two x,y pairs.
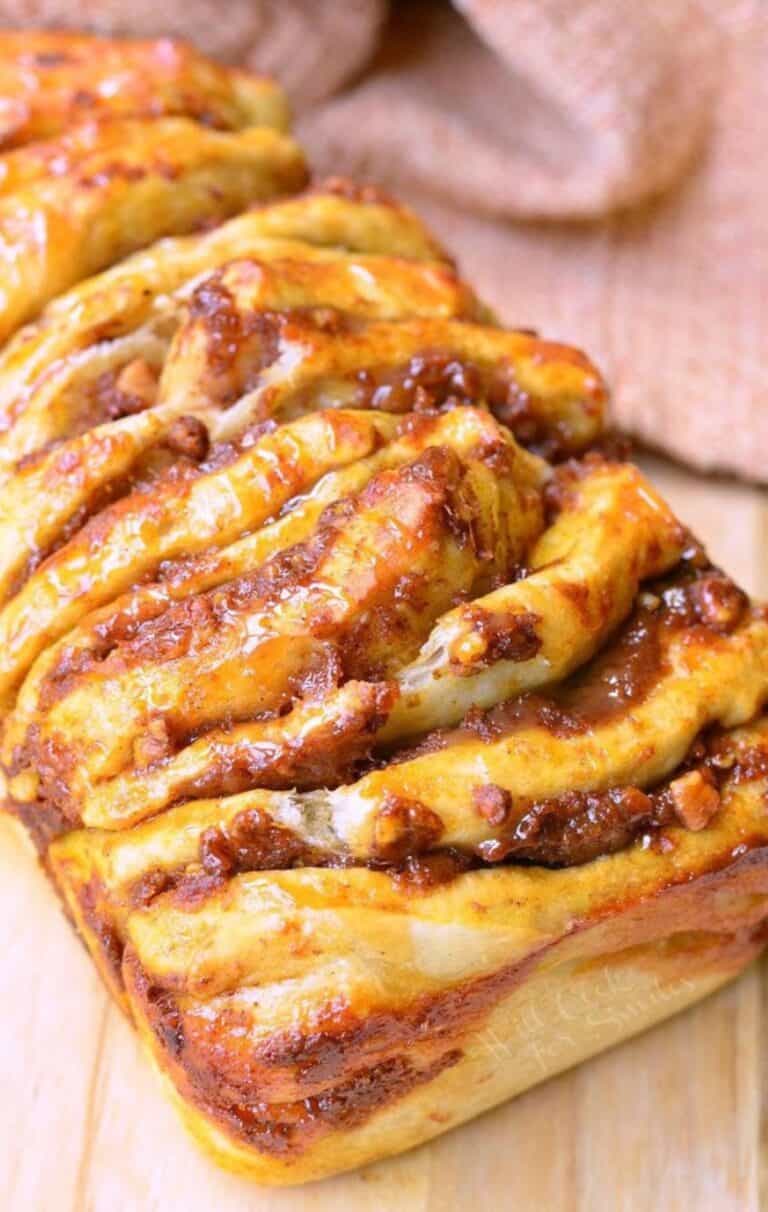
126,843 -> 768,1184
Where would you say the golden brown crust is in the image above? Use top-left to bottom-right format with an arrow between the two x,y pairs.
0,30 -> 289,148
2,32 -> 768,1187
0,32 -> 304,345
49,726 -> 768,1180
0,117 -> 306,343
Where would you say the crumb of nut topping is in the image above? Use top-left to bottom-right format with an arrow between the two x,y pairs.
668,769 -> 721,831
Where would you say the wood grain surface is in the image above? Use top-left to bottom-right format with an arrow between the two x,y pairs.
2,454 -> 766,1212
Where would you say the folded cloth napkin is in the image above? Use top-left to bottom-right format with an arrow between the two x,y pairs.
1,0 -> 765,478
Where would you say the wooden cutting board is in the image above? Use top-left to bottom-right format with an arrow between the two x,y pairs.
2,455 -> 767,1212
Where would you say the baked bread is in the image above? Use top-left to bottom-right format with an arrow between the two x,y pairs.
0,30 -> 305,342
2,31 -> 768,1187
0,29 -> 289,146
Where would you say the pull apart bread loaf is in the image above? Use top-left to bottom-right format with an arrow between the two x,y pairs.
1,31 -> 768,1187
